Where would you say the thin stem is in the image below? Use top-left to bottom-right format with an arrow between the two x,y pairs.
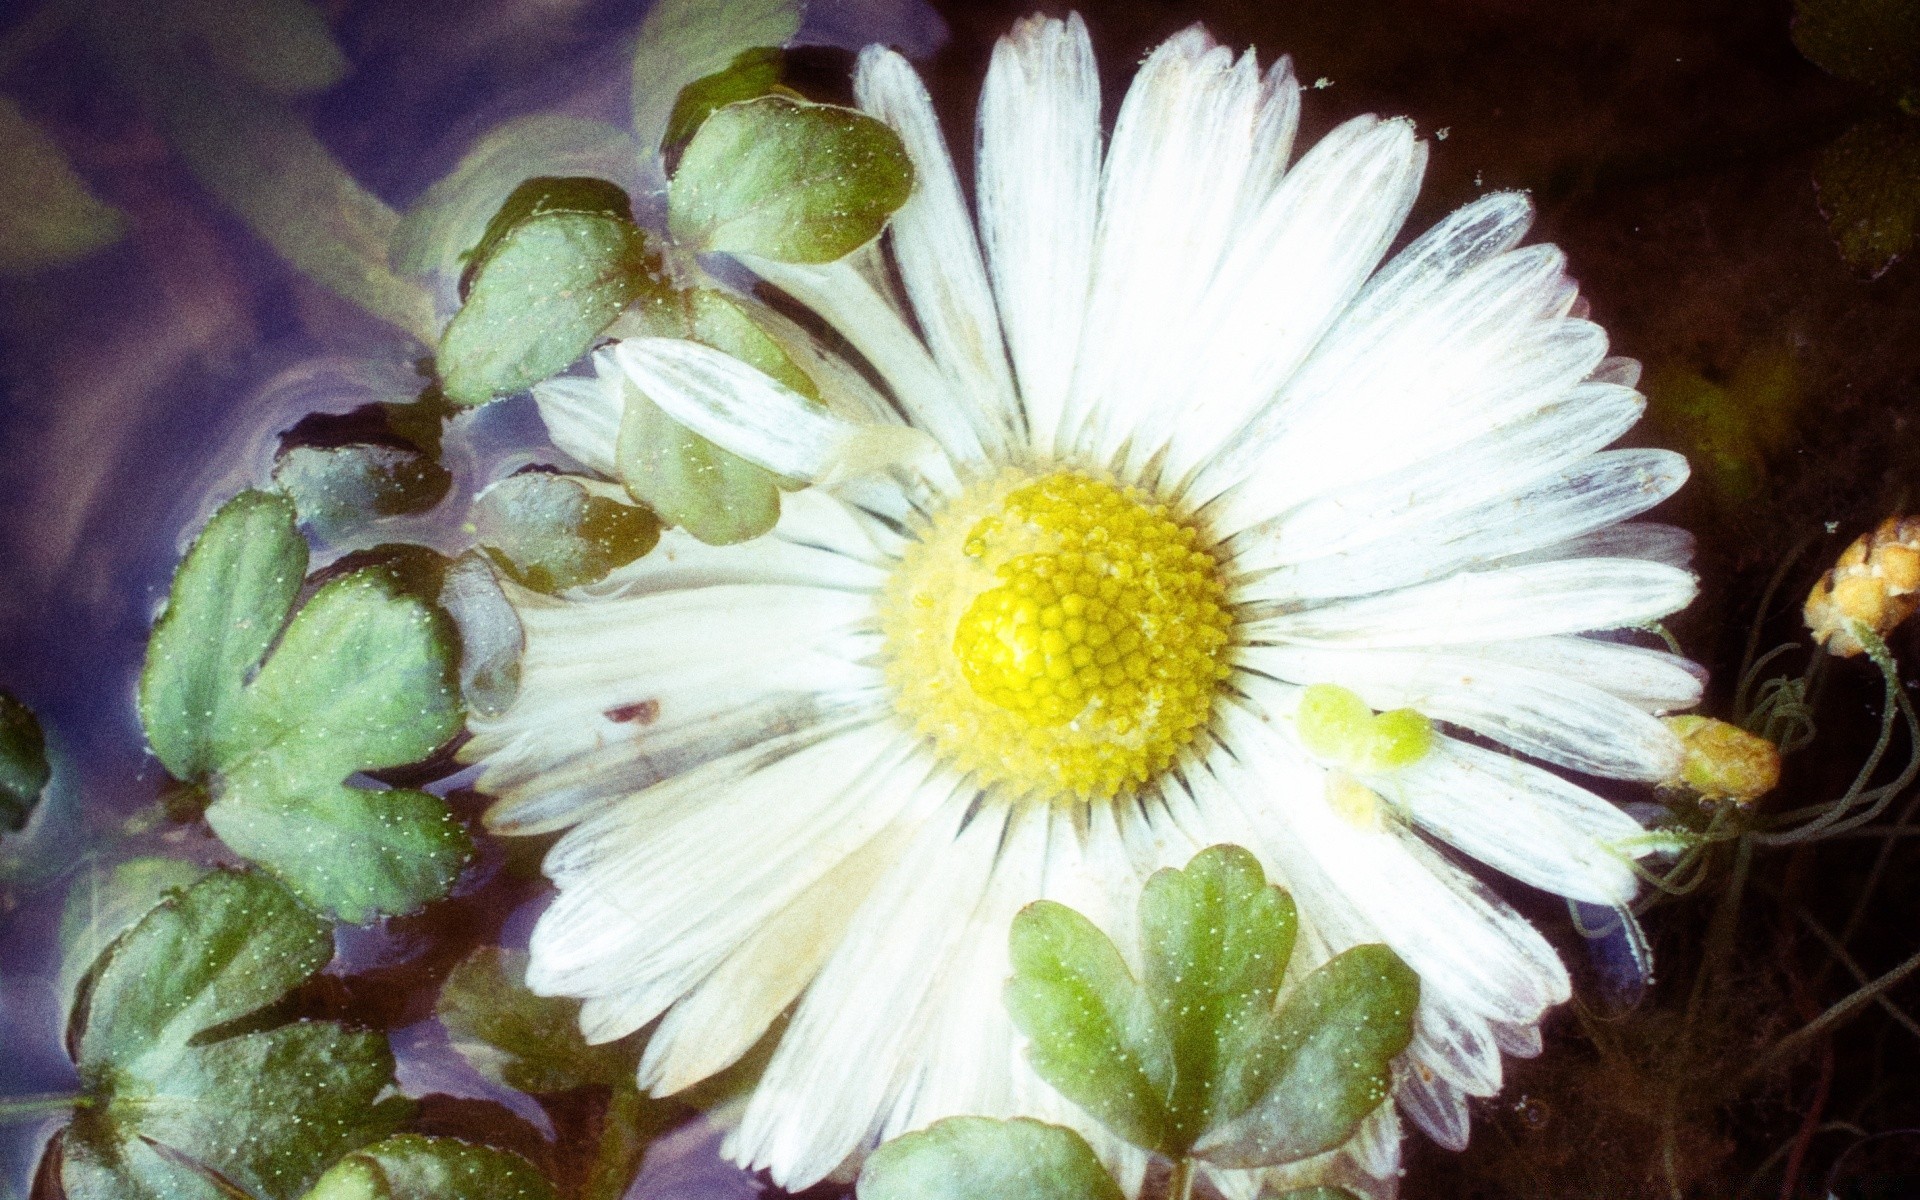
0,1094 -> 84,1121
1734,942 -> 1920,1091
1786,901 -> 1920,1046
1167,1157 -> 1196,1200
1664,836 -> 1751,1199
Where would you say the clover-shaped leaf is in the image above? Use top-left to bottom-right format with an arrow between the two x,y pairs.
669,96 -> 914,263
629,0 -> 803,156
857,1117 -> 1126,1200
439,177 -> 668,406
299,1134 -> 554,1200
139,491 -> 468,922
1007,845 -> 1419,1168
473,471 -> 661,594
50,870 -> 406,1200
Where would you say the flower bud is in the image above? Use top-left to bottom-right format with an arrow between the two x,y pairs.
1662,715 -> 1781,804
1805,516 -> 1920,657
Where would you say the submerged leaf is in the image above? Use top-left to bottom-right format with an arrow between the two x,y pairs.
629,0 -> 804,155
56,871 -> 404,1200
438,947 -> 633,1095
857,1117 -> 1127,1200
392,115 -> 638,279
0,96 -> 125,274
300,1134 -> 554,1200
0,688 -> 51,834
669,96 -> 914,263
439,551 -> 526,719
139,492 -> 469,921
1814,114 -> 1920,277
1792,0 -> 1920,108
274,443 -> 453,540
473,471 -> 662,593
440,178 -> 666,405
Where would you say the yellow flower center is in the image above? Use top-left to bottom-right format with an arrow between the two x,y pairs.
880,470 -> 1233,802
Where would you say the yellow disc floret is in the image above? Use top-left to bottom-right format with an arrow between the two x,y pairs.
881,470 -> 1233,802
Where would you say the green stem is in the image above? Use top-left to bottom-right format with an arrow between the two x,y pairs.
0,1093 -> 84,1121
1734,941 -> 1920,1091
1167,1157 -> 1197,1200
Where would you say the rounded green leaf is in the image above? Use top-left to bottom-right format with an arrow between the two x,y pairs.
630,0 -> 803,155
473,471 -> 662,593
1192,944 -> 1420,1170
669,96 -> 914,263
301,1134 -> 555,1200
437,947 -> 634,1094
439,180 -> 666,405
616,384 -> 782,545
273,442 -> 453,540
663,48 -> 789,166
57,856 -> 205,1007
858,1117 -> 1127,1200
138,490 -> 308,781
0,688 -> 50,834
1815,114 -> 1920,277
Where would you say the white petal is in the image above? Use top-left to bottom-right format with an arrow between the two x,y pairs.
528,724 -> 929,1017
1232,56 -> 1303,230
746,255 -> 992,466
1158,115 -> 1426,484
733,778 -> 999,1188
1463,635 -> 1704,713
608,339 -> 956,503
467,582 -> 881,834
1243,558 -> 1698,648
1061,29 -> 1263,463
532,373 -> 622,475
1510,520 -> 1696,571
1492,1020 -> 1544,1058
976,12 -> 1100,452
1226,381 -> 1646,568
1410,1000 -> 1504,1097
638,799 -> 920,1094
1398,1067 -> 1470,1151
857,46 -> 1020,457
1239,642 -> 1685,781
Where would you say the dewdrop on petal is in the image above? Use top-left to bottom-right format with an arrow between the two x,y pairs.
1806,516 -> 1920,657
1661,715 -> 1780,804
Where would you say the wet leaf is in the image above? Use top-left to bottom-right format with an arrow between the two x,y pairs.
669,95 -> 913,263
438,947 -> 633,1095
439,552 -> 525,719
176,0 -> 350,96
393,115 -> 639,279
56,857 -> 205,1007
300,1134 -> 554,1200
1140,845 -> 1299,1147
857,1117 -> 1126,1200
473,471 -> 662,593
1192,945 -> 1420,1169
53,871 -> 405,1200
1008,845 -> 1417,1167
439,178 -> 666,406
629,0 -> 803,156
1006,899 -> 1172,1153
274,443 -> 453,540
1814,114 -> 1920,276
0,689 -> 50,834
1792,0 -> 1920,108
139,492 -> 469,922
0,96 -> 125,275
663,47 -> 790,167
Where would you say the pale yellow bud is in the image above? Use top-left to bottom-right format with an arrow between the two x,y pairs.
1806,516 -> 1920,657
1662,715 -> 1781,804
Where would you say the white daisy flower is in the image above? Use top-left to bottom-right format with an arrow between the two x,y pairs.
467,12 -> 1702,1198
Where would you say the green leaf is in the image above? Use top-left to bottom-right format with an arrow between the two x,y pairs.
301,1134 -> 555,1200
139,491 -> 308,780
437,947 -> 634,1094
439,179 -> 666,405
273,443 -> 453,540
0,96 -> 126,274
139,494 -> 469,921
456,176 -> 639,294
1191,944 -> 1420,1169
1005,899 -> 1172,1153
176,0 -> 350,96
439,551 -> 525,719
1814,114 -> 1920,277
0,688 -> 50,833
56,856 -> 205,1007
669,96 -> 914,263
474,471 -> 662,593
857,1117 -> 1127,1200
60,871 -> 405,1200
1139,845 -> 1299,1148
663,47 -> 789,166
615,373 -> 782,545
1793,0 -> 1920,109
687,288 -> 821,402
392,115 -> 639,279
629,0 -> 803,155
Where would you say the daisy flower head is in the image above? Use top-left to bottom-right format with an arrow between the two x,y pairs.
469,11 -> 1702,1198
